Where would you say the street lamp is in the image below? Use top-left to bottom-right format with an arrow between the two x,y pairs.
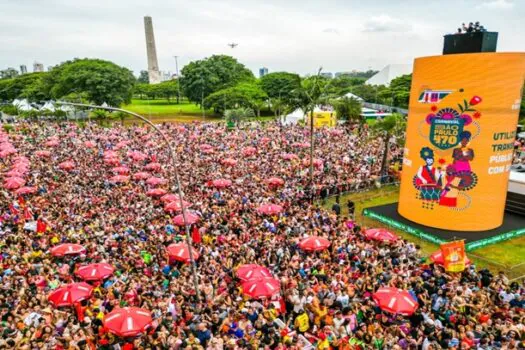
55,101 -> 201,302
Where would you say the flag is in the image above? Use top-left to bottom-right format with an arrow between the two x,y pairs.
24,206 -> 33,221
192,226 -> 201,244
36,219 -> 47,233
440,240 -> 466,272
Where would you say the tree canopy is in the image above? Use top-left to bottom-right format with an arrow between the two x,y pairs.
137,70 -> 149,84
203,82 -> 267,116
333,96 -> 362,123
180,55 -> 254,105
44,58 -> 136,106
0,73 -> 49,101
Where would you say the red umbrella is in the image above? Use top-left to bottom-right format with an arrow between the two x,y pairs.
257,204 -> 283,215
173,211 -> 200,226
58,161 -> 75,171
160,193 -> 180,204
84,141 -> 97,148
221,158 -> 238,167
104,307 -> 153,337
298,236 -> 331,252
243,147 -> 257,157
200,144 -> 213,151
50,243 -> 86,257
365,228 -> 398,243
372,287 -> 418,316
146,177 -> 167,186
146,188 -> 167,197
144,162 -> 161,172
75,263 -> 115,281
112,166 -> 130,175
15,186 -> 37,195
133,172 -> 152,180
260,137 -> 271,144
282,153 -> 298,161
166,242 -> 200,262
236,264 -> 272,282
109,175 -> 130,184
429,250 -> 471,266
242,277 -> 280,299
35,150 -> 51,158
4,177 -> 25,190
211,179 -> 232,188
267,177 -> 285,187
164,200 -> 192,213
47,282 -> 93,307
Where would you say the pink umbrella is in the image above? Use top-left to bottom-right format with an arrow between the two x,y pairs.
243,147 -> 257,157
166,243 -> 200,263
260,137 -> 271,144
58,161 -> 75,171
128,151 -> 147,162
144,162 -> 161,172
15,186 -> 37,195
133,172 -> 152,180
104,150 -> 118,158
221,158 -> 238,167
45,140 -> 59,147
282,153 -> 298,161
257,204 -> 284,215
160,193 -> 180,204
109,175 -> 130,184
6,170 -> 25,177
146,188 -> 167,197
303,158 -> 323,168
200,144 -> 213,151
112,166 -> 130,175
173,211 -> 200,226
104,157 -> 120,166
365,228 -> 398,243
35,150 -> 51,158
84,141 -> 97,148
146,177 -> 167,186
4,177 -> 25,190
267,177 -> 285,187
210,179 -> 232,188
164,200 -> 192,213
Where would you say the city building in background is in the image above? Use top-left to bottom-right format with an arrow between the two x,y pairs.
144,16 -> 161,84
0,68 -> 19,79
33,62 -> 44,72
259,67 -> 268,78
20,65 -> 27,74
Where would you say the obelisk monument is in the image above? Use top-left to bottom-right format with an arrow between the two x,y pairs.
144,16 -> 161,84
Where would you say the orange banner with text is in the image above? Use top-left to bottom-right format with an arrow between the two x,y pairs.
398,53 -> 525,231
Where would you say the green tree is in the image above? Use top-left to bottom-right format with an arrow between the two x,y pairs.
204,82 -> 267,116
44,58 -> 135,106
224,107 -> 255,124
156,80 -> 179,102
372,113 -> 406,182
90,109 -> 109,124
180,55 -> 254,105
137,70 -> 149,84
325,76 -> 365,97
0,73 -> 49,101
333,96 -> 362,123
134,83 -> 148,99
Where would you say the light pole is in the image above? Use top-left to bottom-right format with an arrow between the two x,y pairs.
55,101 -> 201,302
173,56 -> 181,104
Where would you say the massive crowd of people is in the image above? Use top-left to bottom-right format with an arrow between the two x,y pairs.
0,120 -> 523,349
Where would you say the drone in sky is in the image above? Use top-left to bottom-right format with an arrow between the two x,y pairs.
227,43 -> 238,48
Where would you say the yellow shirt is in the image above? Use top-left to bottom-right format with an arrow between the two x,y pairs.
295,313 -> 310,332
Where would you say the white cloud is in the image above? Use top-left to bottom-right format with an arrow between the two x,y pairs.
476,0 -> 514,9
322,28 -> 340,35
363,15 -> 412,33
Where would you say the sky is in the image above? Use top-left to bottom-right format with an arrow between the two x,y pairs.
1,0 -> 524,77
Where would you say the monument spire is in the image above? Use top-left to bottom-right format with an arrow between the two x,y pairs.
144,16 -> 161,84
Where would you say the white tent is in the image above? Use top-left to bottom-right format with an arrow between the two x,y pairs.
342,92 -> 364,102
366,64 -> 413,86
13,99 -> 33,111
41,101 -> 55,112
283,109 -> 306,125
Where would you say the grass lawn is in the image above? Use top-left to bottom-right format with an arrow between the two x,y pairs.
123,99 -> 220,123
321,186 -> 525,279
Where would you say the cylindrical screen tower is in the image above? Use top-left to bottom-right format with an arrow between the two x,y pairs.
398,53 -> 525,231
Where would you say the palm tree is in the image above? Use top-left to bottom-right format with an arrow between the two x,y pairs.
372,113 -> 406,182
333,96 -> 362,124
91,109 -> 108,125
